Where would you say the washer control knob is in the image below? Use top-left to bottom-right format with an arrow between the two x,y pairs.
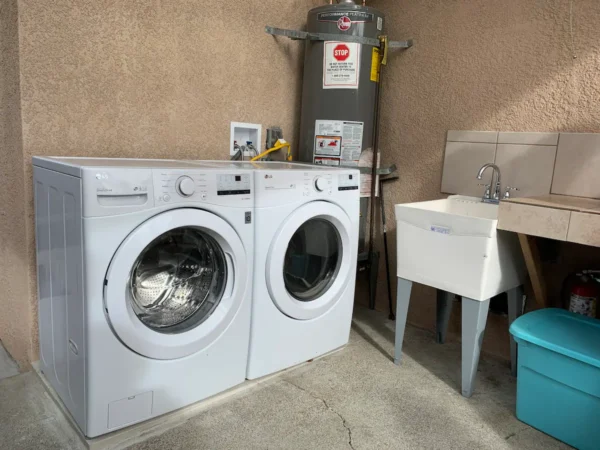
176,176 -> 195,197
314,177 -> 327,192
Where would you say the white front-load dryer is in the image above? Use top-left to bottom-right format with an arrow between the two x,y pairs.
194,161 -> 360,379
33,157 -> 254,437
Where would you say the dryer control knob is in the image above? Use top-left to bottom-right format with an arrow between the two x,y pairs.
314,177 -> 328,192
176,176 -> 195,197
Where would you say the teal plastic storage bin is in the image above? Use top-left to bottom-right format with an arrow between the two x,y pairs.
510,309 -> 600,450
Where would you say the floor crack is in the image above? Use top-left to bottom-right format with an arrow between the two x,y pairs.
283,379 -> 355,450
505,425 -> 530,441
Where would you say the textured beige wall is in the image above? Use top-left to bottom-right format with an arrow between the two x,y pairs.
371,0 -> 600,360
0,0 -> 32,370
14,0 -> 313,365
7,0 -> 600,367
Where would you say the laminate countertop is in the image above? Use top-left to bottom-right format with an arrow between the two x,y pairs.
498,195 -> 600,247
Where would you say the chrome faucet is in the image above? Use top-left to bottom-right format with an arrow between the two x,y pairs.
476,163 -> 502,204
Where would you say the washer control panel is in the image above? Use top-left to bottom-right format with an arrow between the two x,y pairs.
176,176 -> 196,197
154,170 -> 252,205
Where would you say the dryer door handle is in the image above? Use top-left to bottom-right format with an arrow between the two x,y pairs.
223,253 -> 235,300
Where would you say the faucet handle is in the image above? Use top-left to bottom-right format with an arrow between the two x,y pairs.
503,186 -> 519,199
478,183 -> 491,199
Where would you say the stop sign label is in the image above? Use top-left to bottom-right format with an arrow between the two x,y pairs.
333,44 -> 350,62
324,41 -> 359,89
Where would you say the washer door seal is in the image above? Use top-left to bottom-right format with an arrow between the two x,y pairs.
104,208 -> 247,360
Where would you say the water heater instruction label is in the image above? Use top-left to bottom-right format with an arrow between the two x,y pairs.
323,41 -> 360,89
314,120 -> 364,167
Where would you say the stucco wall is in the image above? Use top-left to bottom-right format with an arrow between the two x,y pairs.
5,0 -> 600,367
13,0 -> 312,365
0,0 -> 32,370
372,0 -> 600,359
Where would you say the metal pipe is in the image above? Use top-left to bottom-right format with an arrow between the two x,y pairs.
367,40 -> 384,309
379,176 -> 396,320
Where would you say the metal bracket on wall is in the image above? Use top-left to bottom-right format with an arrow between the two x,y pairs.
265,26 -> 413,49
357,164 -> 398,176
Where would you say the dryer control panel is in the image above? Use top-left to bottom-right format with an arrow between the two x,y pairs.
255,167 -> 359,208
337,173 -> 359,192
217,174 -> 252,196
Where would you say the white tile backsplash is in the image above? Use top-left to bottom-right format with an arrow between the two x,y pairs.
497,132 -> 559,146
441,131 -> 600,200
441,142 -> 497,196
552,133 -> 600,198
447,130 -> 498,144
495,144 -> 557,198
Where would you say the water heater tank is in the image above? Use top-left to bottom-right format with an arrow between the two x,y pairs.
298,1 -> 385,167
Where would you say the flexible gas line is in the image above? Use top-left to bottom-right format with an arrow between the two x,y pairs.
251,139 -> 292,162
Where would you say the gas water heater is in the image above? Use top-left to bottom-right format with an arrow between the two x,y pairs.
267,0 -> 411,171
298,1 -> 385,167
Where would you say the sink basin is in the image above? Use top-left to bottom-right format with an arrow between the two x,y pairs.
395,195 -> 525,300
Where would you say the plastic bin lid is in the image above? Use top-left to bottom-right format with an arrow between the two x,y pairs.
510,309 -> 600,369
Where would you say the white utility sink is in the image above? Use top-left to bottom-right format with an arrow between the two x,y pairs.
395,195 -> 525,301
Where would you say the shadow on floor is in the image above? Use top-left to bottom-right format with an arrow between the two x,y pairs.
351,306 -> 553,449
352,305 -> 513,396
350,322 -> 394,363
0,341 -> 19,381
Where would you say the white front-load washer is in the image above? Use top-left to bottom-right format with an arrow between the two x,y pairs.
33,157 -> 254,437
194,161 -> 360,379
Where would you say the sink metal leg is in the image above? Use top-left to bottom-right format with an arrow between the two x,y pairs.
394,277 -> 413,365
436,290 -> 454,344
461,297 -> 490,398
507,285 -> 525,377
368,251 -> 380,310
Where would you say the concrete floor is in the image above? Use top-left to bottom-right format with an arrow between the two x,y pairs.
0,307 -> 570,450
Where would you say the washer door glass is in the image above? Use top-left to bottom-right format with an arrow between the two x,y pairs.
283,219 -> 341,302
129,227 -> 227,334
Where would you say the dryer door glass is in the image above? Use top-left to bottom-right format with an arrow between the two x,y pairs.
129,227 -> 227,334
283,219 -> 341,302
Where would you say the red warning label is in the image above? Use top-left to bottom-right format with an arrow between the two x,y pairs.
315,135 -> 342,156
